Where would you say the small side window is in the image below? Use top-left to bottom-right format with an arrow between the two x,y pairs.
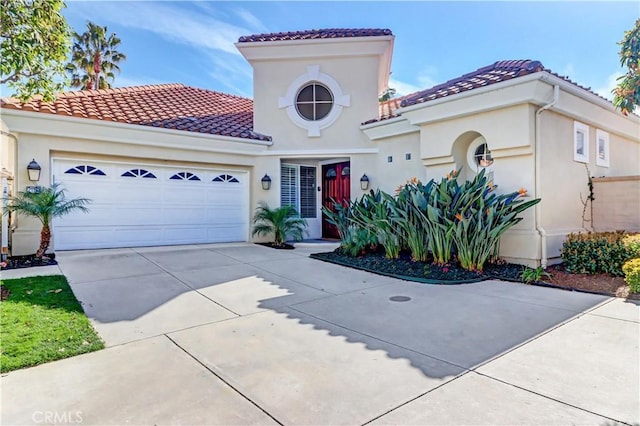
473,143 -> 493,168
574,121 -> 589,163
595,130 -> 610,168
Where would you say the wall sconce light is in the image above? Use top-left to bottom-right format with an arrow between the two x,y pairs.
261,173 -> 272,190
360,174 -> 370,191
27,159 -> 41,182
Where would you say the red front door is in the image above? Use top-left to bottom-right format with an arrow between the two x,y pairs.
322,162 -> 350,239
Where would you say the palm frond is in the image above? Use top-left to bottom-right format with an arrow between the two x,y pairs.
66,21 -> 125,90
251,202 -> 308,245
5,183 -> 91,224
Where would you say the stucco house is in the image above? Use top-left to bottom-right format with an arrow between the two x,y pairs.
1,28 -> 639,266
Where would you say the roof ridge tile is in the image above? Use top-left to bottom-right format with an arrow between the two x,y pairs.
238,28 -> 393,43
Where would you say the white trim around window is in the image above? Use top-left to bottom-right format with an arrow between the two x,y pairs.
278,65 -> 351,137
573,121 -> 589,163
595,129 -> 610,168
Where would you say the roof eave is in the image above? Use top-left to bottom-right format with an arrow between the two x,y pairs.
0,108 -> 274,147
396,71 -> 637,122
236,35 -> 395,63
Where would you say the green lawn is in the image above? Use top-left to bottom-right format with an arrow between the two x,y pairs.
0,275 -> 104,373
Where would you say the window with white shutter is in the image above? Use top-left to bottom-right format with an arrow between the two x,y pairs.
280,164 -> 317,219
280,164 -> 298,211
300,166 -> 317,218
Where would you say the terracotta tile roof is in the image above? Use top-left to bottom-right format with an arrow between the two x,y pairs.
400,60 -> 545,108
375,95 -> 411,123
1,83 -> 271,141
363,60 -> 617,125
238,28 -> 393,43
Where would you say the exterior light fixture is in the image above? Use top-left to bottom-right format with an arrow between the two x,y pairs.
27,159 -> 41,182
360,173 -> 370,191
261,173 -> 272,190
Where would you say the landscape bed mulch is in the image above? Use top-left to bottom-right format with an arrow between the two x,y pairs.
256,242 -> 296,250
311,250 -> 639,299
1,254 -> 57,271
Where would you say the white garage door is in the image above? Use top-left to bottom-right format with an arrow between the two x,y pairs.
52,159 -> 249,250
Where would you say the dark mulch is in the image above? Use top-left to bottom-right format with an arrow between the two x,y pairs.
1,254 -> 57,271
311,249 -> 637,299
312,250 -> 523,284
256,242 -> 295,250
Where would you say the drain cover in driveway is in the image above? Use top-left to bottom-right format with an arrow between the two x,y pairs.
389,296 -> 411,302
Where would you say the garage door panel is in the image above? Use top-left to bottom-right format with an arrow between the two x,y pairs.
207,207 -> 246,223
208,191 -> 246,206
113,228 -> 165,246
164,227 -> 211,244
163,207 -> 208,224
54,205 -> 116,226
55,228 -> 122,249
52,159 -> 249,250
117,186 -> 164,204
206,226 -> 246,242
163,188 -> 208,204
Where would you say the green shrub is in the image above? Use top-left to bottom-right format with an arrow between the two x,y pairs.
623,234 -> 640,258
348,190 -> 402,259
561,232 -> 636,276
322,198 -> 353,242
324,170 -> 540,271
622,258 -> 640,293
251,202 -> 307,246
323,195 -> 380,257
392,171 -> 472,265
521,266 -> 551,284
447,169 -> 540,272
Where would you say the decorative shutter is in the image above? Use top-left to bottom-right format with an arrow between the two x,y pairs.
299,166 -> 316,218
280,164 -> 298,211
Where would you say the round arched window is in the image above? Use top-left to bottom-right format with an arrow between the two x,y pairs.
473,143 -> 494,168
295,82 -> 333,121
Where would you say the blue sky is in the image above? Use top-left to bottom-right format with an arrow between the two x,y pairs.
57,1 -> 639,100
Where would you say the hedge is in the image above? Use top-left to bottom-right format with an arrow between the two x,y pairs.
561,231 -> 638,276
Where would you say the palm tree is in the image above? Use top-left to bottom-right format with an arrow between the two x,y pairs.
5,184 -> 90,257
251,202 -> 308,246
66,21 -> 126,90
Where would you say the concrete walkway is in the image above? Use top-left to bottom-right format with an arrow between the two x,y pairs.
1,243 -> 638,425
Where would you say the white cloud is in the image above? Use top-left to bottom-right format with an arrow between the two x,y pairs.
233,8 -> 268,33
388,78 -> 421,96
388,66 -> 440,97
69,2 -> 249,56
594,71 -> 622,101
205,53 -> 254,97
417,66 -> 439,89
66,1 -> 260,95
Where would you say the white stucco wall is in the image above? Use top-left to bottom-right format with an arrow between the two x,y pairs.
373,132 -> 423,194
240,35 -> 396,240
253,57 -> 381,150
539,108 -> 640,260
363,75 -> 639,266
2,111 -> 272,255
414,105 -> 538,264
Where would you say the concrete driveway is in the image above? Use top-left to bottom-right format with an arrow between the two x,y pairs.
1,243 -> 638,425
